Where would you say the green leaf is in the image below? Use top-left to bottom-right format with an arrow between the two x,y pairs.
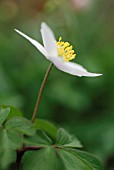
7,129 -> 22,149
58,148 -> 93,170
5,117 -> 35,136
34,119 -> 57,139
56,128 -> 82,148
64,148 -> 103,170
0,128 -> 21,169
22,147 -> 65,170
24,130 -> 52,147
0,105 -> 23,120
22,146 -> 103,170
0,107 -> 10,125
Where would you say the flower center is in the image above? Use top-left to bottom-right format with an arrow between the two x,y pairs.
57,37 -> 76,62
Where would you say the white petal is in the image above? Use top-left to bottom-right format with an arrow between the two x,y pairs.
14,29 -> 48,58
40,22 -> 57,58
50,57 -> 102,77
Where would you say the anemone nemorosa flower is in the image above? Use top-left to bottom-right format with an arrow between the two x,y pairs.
15,23 -> 102,77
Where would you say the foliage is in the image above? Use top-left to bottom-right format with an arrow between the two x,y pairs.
0,106 -> 103,170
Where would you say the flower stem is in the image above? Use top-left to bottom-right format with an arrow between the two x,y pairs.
31,62 -> 53,123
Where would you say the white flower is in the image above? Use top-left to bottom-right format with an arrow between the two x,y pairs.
15,23 -> 102,77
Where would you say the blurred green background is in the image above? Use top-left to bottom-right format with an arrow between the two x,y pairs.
0,0 -> 114,169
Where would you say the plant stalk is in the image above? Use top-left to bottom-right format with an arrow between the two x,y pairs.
31,62 -> 53,123
13,150 -> 24,170
13,146 -> 42,170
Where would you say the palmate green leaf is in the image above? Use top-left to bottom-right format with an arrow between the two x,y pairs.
22,128 -> 102,170
58,149 -> 93,170
22,147 -> 65,170
56,128 -> 82,148
0,128 -> 22,169
24,130 -> 52,147
22,146 -> 103,170
63,148 -> 103,170
0,107 -> 10,125
34,119 -> 57,139
5,117 -> 35,136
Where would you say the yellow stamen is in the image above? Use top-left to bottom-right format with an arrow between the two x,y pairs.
59,37 -> 62,41
57,37 -> 76,62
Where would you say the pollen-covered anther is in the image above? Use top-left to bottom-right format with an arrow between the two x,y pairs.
57,37 -> 76,62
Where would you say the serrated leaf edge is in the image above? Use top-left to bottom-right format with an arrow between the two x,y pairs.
62,148 -> 94,170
